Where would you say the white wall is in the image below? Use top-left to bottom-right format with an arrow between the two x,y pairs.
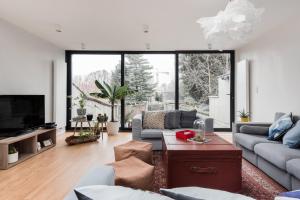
53,60 -> 67,132
0,18 -> 65,124
237,19 -> 300,122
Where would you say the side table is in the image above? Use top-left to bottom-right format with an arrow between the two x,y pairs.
70,118 -> 92,135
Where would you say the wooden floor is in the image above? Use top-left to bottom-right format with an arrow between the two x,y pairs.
0,132 -> 231,200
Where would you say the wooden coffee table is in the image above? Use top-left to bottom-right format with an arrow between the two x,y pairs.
162,132 -> 242,192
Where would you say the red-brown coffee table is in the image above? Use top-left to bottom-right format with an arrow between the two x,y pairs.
162,132 -> 242,192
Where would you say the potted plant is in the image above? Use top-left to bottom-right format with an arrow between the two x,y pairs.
94,113 -> 108,136
97,113 -> 108,123
8,145 -> 18,164
238,109 -> 250,122
86,114 -> 93,121
73,93 -> 87,116
90,81 -> 132,135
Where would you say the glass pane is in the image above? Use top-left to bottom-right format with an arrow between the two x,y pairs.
124,54 -> 175,128
179,53 -> 231,128
71,54 -> 121,127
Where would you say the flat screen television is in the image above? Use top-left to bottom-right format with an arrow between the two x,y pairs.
0,95 -> 45,137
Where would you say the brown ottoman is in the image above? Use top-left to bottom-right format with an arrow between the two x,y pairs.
112,156 -> 154,190
114,140 -> 153,164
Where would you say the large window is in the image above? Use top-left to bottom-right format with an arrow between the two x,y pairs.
67,51 -> 234,131
124,54 -> 175,128
179,53 -> 231,128
71,54 -> 121,127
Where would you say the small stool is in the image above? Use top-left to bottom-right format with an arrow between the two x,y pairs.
114,140 -> 153,164
112,156 -> 154,191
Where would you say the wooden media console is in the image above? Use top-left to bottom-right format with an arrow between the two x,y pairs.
0,128 -> 56,169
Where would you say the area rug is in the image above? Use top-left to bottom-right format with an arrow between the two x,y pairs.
152,151 -> 287,200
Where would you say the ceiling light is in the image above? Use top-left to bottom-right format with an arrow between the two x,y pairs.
145,43 -> 151,50
197,0 -> 264,50
81,43 -> 86,50
143,24 -> 149,33
208,43 -> 212,50
55,24 -> 62,33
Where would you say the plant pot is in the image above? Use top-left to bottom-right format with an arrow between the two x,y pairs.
241,117 -> 250,122
107,121 -> 119,135
77,108 -> 86,116
8,152 -> 18,164
86,114 -> 93,121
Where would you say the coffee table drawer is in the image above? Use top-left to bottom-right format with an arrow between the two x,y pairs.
167,158 -> 241,192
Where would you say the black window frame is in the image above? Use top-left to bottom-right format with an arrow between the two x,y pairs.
66,50 -> 235,132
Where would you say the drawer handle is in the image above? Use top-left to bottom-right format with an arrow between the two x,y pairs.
189,166 -> 217,174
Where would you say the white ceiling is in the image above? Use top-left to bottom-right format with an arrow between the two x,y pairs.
0,0 -> 299,50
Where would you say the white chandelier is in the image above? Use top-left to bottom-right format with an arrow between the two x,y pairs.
197,0 -> 265,50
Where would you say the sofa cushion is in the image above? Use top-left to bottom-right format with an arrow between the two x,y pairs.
141,129 -> 163,139
240,125 -> 269,136
74,185 -> 173,200
160,187 -> 254,200
287,159 -> 300,180
268,112 -> 293,141
180,110 -> 197,128
283,120 -> 300,149
293,115 -> 300,123
234,133 -> 277,151
254,143 -> 300,170
64,165 -> 115,200
165,111 -> 181,129
143,111 -> 165,129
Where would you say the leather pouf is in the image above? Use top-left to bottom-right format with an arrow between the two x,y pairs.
114,140 -> 153,164
112,156 -> 154,191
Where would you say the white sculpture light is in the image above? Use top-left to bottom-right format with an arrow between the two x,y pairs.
197,0 -> 265,50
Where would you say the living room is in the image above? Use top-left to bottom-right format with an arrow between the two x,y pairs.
0,0 -> 300,200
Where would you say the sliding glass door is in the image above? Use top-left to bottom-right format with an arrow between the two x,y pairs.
124,54 -> 175,128
71,54 -> 121,127
179,53 -> 232,128
66,51 -> 234,131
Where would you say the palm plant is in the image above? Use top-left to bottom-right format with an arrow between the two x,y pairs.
238,109 -> 250,118
90,81 -> 132,122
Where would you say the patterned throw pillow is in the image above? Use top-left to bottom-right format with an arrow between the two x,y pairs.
268,113 -> 294,141
143,111 -> 166,129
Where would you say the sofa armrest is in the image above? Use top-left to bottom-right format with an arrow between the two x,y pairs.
203,118 -> 214,132
232,122 -> 272,134
64,165 -> 115,200
132,114 -> 143,140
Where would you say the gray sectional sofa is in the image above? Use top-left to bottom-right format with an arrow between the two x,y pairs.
64,165 -> 115,200
132,111 -> 214,150
233,112 -> 300,190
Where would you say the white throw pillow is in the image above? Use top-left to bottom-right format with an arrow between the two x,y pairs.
75,185 -> 174,200
160,187 -> 254,200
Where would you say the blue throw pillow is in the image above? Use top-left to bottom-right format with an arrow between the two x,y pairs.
279,190 -> 300,198
268,113 -> 293,141
283,120 -> 300,148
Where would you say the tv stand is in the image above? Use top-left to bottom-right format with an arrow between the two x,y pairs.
0,128 -> 56,169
